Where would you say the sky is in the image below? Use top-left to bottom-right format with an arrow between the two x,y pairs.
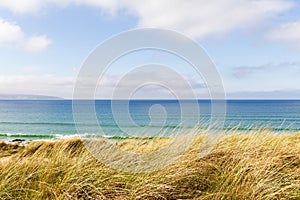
0,0 -> 300,99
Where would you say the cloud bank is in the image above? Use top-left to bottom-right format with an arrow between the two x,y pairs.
0,73 -> 210,99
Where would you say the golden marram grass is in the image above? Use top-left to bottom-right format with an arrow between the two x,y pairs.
1,129 -> 300,199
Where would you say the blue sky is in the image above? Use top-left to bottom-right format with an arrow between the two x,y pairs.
0,0 -> 300,99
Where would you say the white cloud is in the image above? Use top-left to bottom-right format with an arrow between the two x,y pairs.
0,0 -> 42,14
0,0 -> 118,14
74,0 -> 294,39
0,18 -> 51,52
0,0 -> 294,39
0,18 -> 23,44
74,0 -> 121,15
121,0 -> 294,39
266,20 -> 300,49
26,35 -> 52,52
0,0 -> 119,14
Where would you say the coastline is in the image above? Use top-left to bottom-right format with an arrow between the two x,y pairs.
1,124 -> 300,142
1,126 -> 299,148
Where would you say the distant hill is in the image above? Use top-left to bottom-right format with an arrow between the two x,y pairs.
0,94 -> 64,100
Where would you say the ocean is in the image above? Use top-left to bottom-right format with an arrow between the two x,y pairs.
0,100 -> 299,140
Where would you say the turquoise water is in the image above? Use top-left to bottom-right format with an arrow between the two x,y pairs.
0,100 -> 300,140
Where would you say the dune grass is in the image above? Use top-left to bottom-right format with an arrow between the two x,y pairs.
1,130 -> 300,199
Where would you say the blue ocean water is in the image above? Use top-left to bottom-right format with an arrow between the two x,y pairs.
0,100 -> 299,140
